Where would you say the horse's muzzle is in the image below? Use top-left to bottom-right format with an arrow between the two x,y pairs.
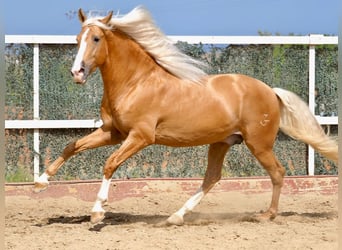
71,67 -> 87,84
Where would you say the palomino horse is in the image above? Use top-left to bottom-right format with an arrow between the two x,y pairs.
34,7 -> 338,225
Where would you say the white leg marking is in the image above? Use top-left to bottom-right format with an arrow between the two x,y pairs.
37,173 -> 50,183
174,188 -> 205,218
91,176 -> 111,213
92,200 -> 105,213
71,28 -> 89,73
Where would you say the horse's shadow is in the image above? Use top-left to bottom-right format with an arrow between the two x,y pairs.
35,210 -> 336,232
35,212 -> 168,231
89,212 -> 168,231
279,211 -> 336,219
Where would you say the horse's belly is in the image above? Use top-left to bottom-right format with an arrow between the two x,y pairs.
154,118 -> 237,147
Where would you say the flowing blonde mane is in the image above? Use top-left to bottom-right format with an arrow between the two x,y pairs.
83,6 -> 207,83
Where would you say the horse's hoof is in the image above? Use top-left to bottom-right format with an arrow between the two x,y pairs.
166,213 -> 184,226
256,210 -> 277,221
90,211 -> 105,224
33,182 -> 49,193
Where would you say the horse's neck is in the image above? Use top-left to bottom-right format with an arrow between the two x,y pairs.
100,32 -> 158,93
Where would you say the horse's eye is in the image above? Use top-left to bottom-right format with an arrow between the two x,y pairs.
93,36 -> 100,43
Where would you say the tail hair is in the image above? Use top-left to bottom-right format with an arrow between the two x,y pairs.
273,88 -> 338,163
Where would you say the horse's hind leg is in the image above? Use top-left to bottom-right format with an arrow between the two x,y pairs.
33,127 -> 121,193
245,139 -> 285,220
167,140 -> 234,226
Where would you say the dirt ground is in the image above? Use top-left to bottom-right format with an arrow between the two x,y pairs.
5,188 -> 337,250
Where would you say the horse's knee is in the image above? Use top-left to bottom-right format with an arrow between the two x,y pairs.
62,141 -> 77,157
202,174 -> 221,193
103,156 -> 119,179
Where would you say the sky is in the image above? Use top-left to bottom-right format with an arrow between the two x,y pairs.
3,0 -> 340,36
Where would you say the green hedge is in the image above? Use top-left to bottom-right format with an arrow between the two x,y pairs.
5,42 -> 338,182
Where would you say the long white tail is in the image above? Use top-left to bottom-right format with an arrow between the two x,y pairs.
273,87 -> 338,163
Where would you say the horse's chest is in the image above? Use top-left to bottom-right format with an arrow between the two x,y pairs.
112,115 -> 129,135
110,109 -> 136,136
100,104 -> 130,136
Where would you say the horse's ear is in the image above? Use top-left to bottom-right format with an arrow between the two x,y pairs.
78,9 -> 87,23
100,11 -> 113,25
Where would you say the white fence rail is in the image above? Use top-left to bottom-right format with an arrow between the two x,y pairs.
5,34 -> 338,181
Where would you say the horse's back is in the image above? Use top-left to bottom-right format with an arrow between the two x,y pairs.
208,73 -> 275,99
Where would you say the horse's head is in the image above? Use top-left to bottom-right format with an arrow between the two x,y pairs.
71,9 -> 113,84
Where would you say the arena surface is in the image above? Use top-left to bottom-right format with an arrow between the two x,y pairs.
5,177 -> 337,250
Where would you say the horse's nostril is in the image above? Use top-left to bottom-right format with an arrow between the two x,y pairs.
71,71 -> 75,77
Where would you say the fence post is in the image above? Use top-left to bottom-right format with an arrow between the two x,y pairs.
308,44 -> 316,176
33,44 -> 40,182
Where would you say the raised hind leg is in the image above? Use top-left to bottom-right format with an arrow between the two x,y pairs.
167,138 -> 238,226
33,127 -> 122,193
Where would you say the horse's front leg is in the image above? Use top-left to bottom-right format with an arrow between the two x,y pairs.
90,130 -> 151,224
33,127 -> 121,193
